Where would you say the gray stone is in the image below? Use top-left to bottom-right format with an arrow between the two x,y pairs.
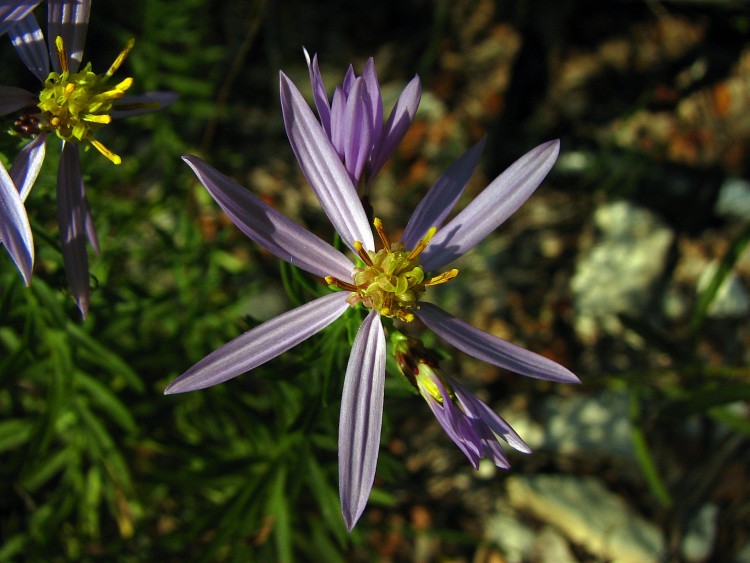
697,261 -> 750,318
681,503 -> 718,562
571,200 -> 674,343
504,390 -> 637,466
507,474 -> 665,563
484,510 -> 537,563
715,177 -> 750,222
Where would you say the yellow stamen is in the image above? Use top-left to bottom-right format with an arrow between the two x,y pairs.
353,241 -> 374,267
89,139 -> 122,165
83,114 -> 112,124
373,217 -> 391,251
425,268 -> 459,287
407,227 -> 437,261
105,38 -> 135,77
55,36 -> 68,73
325,276 -> 357,292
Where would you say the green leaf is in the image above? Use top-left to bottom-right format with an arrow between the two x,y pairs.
0,418 -> 34,453
691,223 -> 750,332
74,371 -> 137,432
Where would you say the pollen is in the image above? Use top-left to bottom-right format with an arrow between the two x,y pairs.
36,36 -> 137,165
327,219 -> 459,322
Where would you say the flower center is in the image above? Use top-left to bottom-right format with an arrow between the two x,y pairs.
326,218 -> 458,322
36,36 -> 135,164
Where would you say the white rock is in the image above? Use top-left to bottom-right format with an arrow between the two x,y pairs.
507,474 -> 665,563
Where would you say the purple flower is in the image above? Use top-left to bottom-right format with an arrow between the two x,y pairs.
395,335 -> 531,469
166,69 -> 578,531
304,50 -> 421,187
0,0 -> 176,315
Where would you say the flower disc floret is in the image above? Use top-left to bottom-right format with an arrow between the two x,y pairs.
36,36 -> 135,164
326,218 -> 458,322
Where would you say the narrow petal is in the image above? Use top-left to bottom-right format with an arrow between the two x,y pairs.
452,380 -> 531,454
183,155 -> 355,282
338,310 -> 386,531
402,137 -> 486,248
421,140 -> 560,271
48,0 -> 90,73
369,75 -> 421,179
0,2 -> 41,36
424,376 -> 483,468
82,193 -> 99,253
416,302 -> 579,384
0,85 -> 37,116
329,87 -> 347,159
11,132 -> 46,201
342,78 -> 373,184
165,292 -> 351,394
0,162 -> 34,285
361,58 -> 383,146
57,141 -> 89,316
110,91 -> 179,119
303,49 -> 331,138
280,72 -> 374,253
8,12 -> 49,82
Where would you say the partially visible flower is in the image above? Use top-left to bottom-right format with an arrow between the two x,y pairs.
304,49 -> 421,187
395,335 -> 531,469
0,0 -> 176,314
166,69 -> 578,532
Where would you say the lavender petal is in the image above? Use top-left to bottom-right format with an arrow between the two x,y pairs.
57,141 -> 89,317
452,380 -> 531,454
361,58 -> 383,147
402,137 -> 486,248
48,0 -> 90,73
183,155 -> 355,282
0,1 -> 42,36
303,49 -> 331,138
165,292 -> 351,394
338,310 -> 386,531
280,72 -> 374,253
416,302 -> 579,384
369,75 -> 421,179
0,162 -> 34,285
0,85 -> 37,116
111,91 -> 179,119
421,140 -> 560,271
10,132 -> 46,201
8,12 -> 49,82
342,78 -> 373,184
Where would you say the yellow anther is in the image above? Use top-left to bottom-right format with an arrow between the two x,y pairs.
55,36 -> 68,73
373,217 -> 391,251
83,114 -> 112,124
407,227 -> 437,261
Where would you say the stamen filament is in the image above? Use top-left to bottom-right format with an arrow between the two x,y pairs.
425,268 -> 459,286
89,138 -> 122,165
325,276 -> 357,292
106,38 -> 135,78
353,241 -> 374,267
407,227 -> 437,261
373,217 -> 391,251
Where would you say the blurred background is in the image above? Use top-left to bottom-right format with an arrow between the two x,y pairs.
1,0 -> 749,560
